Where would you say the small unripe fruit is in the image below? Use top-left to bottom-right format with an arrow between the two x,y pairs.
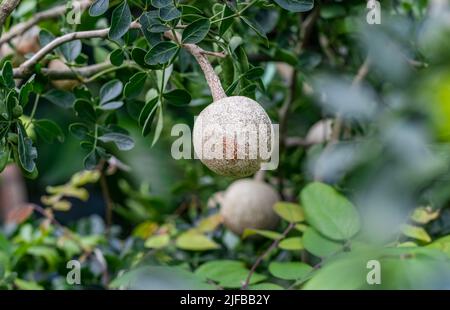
48,59 -> 80,91
193,96 -> 273,177
12,105 -> 23,118
220,179 -> 280,235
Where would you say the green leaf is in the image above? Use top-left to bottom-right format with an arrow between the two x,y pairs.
34,119 -> 65,143
19,75 -> 35,107
243,67 -> 265,81
159,4 -> 181,21
6,91 -> 19,120
69,123 -> 89,140
401,224 -> 432,243
242,229 -> 283,240
303,227 -> 343,257
151,106 -> 164,146
124,72 -> 147,98
132,47 -> 153,68
0,144 -> 10,173
74,99 -> 96,123
219,5 -> 235,36
240,16 -> 267,41
163,89 -> 191,106
17,123 -> 37,173
175,232 -> 220,251
151,0 -> 172,8
98,132 -> 135,151
14,279 -> 44,290
195,260 -> 266,288
273,0 -> 314,12
60,40 -> 82,62
145,41 -> 179,65
43,89 -> 75,108
144,234 -> 170,249
269,262 -> 313,280
139,12 -> 165,47
84,149 -> 99,170
2,61 -> 14,88
99,101 -> 124,110
182,18 -> 210,44
427,235 -> 450,257
301,182 -> 361,241
139,97 -> 159,136
279,237 -> 303,250
109,0 -> 131,40
39,29 -> 54,47
100,79 -> 123,104
410,207 -> 440,224
320,4 -> 346,19
89,0 -> 109,16
273,202 -> 304,223
109,48 -> 124,66
181,5 -> 204,24
303,253 -> 369,290
110,266 -> 214,290
248,283 -> 284,290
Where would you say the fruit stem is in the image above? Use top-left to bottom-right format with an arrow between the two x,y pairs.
164,31 -> 227,101
184,44 -> 227,101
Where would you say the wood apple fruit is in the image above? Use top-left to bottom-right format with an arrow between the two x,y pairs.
220,179 -> 280,235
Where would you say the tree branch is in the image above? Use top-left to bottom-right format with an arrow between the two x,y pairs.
0,0 -> 21,29
0,0 -> 92,46
13,21 -> 227,98
13,22 -> 140,78
242,222 -> 296,289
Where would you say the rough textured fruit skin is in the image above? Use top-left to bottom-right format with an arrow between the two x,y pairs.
193,96 -> 273,177
48,60 -> 80,91
220,179 -> 280,235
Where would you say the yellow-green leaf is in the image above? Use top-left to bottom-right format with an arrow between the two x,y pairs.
52,200 -> 72,211
268,262 -> 313,280
197,214 -> 223,233
279,237 -> 303,250
242,229 -> 283,240
175,232 -> 220,251
411,207 -> 439,224
295,223 -> 308,232
273,202 -> 304,223
427,235 -> 450,257
132,221 -> 158,239
401,224 -> 431,243
145,234 -> 170,249
70,170 -> 101,186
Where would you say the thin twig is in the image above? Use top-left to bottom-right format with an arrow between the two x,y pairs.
38,61 -> 139,81
0,0 -> 22,29
242,222 -> 296,289
13,22 -> 140,78
13,21 -> 227,97
0,0 -> 92,46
